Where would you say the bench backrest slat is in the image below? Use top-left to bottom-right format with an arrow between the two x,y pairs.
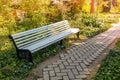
11,20 -> 71,49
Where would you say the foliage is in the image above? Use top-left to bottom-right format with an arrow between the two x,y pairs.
70,13 -> 115,37
0,0 -> 120,80
93,39 -> 120,80
81,13 -> 101,27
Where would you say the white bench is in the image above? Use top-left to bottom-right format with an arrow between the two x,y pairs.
9,20 -> 80,62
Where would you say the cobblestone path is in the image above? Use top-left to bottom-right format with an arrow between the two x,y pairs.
37,24 -> 120,80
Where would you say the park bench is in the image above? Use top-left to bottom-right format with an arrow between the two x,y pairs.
9,20 -> 80,62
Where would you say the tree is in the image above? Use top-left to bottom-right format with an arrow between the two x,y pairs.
90,0 -> 95,13
112,0 -> 117,7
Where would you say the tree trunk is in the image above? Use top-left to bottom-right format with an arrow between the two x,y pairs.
112,0 -> 117,6
90,0 -> 95,13
102,0 -> 111,12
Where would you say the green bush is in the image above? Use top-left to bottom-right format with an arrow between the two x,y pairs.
81,13 -> 101,28
70,13 -> 111,37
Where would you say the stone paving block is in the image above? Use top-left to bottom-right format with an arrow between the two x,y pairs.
63,61 -> 69,66
57,76 -> 63,80
94,53 -> 99,57
53,62 -> 61,65
80,63 -> 87,68
76,66 -> 83,71
77,53 -> 82,57
65,49 -> 71,53
50,76 -> 62,80
74,54 -> 79,59
43,74 -> 49,80
48,64 -> 57,68
59,64 -> 65,69
43,68 -> 53,71
66,65 -> 75,69
79,71 -> 90,75
86,58 -> 92,63
70,63 -> 79,66
56,72 -> 67,76
88,55 -> 95,61
80,50 -> 86,55
71,56 -> 76,61
43,71 -> 49,75
67,59 -> 73,63
61,69 -> 71,73
60,54 -> 64,58
91,54 -> 97,59
54,67 -> 60,73
76,75 -> 87,79
83,60 -> 90,66
74,79 -> 83,80
49,70 -> 55,77
58,60 -> 66,62
63,76 -> 69,80
50,77 -> 57,80
67,71 -> 75,79
72,69 -> 79,75
69,49 -> 74,52
37,78 -> 43,80
83,69 -> 90,74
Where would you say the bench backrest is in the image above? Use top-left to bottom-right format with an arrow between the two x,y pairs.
11,20 -> 70,49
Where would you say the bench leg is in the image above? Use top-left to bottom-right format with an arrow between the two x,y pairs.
25,50 -> 33,63
17,50 -> 22,60
28,53 -> 33,63
59,40 -> 66,49
17,50 -> 33,63
76,32 -> 80,39
60,40 -> 63,46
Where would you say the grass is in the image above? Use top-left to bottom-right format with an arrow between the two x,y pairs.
93,39 -> 120,80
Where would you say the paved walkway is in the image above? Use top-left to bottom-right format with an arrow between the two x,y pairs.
37,23 -> 120,80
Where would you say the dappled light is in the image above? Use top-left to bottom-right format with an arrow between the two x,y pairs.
0,0 -> 120,80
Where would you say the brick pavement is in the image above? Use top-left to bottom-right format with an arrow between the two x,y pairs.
37,24 -> 120,80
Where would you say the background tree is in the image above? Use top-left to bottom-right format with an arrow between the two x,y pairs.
90,0 -> 95,13
102,0 -> 111,12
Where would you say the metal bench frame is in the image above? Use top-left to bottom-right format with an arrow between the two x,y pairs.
9,20 -> 80,62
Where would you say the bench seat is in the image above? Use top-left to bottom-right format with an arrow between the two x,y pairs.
23,28 -> 79,53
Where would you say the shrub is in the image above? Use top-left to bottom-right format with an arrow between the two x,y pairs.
93,39 -> 120,80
